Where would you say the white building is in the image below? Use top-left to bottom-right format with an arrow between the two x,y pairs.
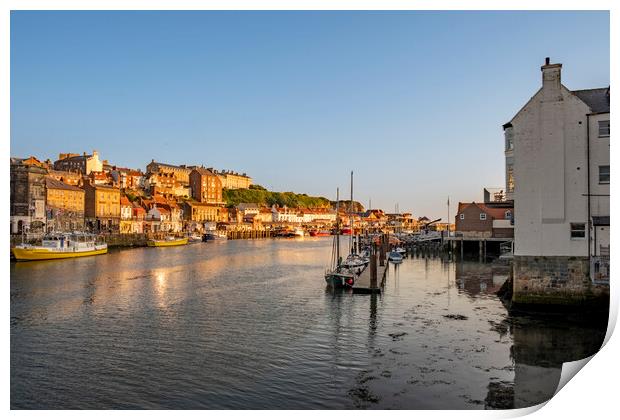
504,58 -> 609,304
237,203 -> 260,217
271,205 -> 303,223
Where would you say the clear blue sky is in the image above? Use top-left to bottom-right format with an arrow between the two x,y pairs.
10,11 -> 609,219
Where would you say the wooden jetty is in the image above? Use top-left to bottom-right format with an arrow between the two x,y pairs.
353,262 -> 389,294
352,234 -> 391,294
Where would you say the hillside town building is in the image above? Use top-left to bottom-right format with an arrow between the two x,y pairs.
10,157 -> 48,233
146,160 -> 193,184
45,177 -> 85,232
54,151 -> 103,175
189,167 -> 224,205
211,169 -> 253,189
47,169 -> 83,187
84,182 -> 121,232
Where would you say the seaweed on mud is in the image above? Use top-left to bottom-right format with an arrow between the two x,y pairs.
488,319 -> 513,337
388,332 -> 407,341
443,314 -> 469,320
348,387 -> 381,407
484,381 -> 515,409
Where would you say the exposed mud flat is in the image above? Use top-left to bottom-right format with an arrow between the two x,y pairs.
11,243 -> 607,409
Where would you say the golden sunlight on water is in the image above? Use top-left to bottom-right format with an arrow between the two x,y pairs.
10,238 -> 607,409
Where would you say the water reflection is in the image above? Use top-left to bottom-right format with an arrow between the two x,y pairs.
11,241 -> 607,409
455,261 -> 509,297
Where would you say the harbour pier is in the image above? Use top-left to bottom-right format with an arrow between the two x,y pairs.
353,234 -> 390,294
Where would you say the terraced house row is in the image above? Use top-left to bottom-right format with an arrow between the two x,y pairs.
9,153 -> 250,235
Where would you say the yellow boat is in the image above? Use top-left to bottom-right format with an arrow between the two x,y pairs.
147,236 -> 189,247
12,232 -> 108,261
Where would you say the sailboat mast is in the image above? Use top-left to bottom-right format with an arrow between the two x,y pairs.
350,171 -> 353,254
336,188 -> 340,264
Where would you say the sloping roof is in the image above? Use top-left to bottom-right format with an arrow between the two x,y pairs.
150,161 -> 187,170
191,167 -> 215,176
132,202 -> 146,212
238,202 -> 260,210
572,88 -> 610,114
185,200 -> 219,208
91,183 -> 119,191
152,194 -> 169,204
49,169 -> 81,177
458,202 -> 512,220
45,176 -> 83,192
59,154 -> 91,162
120,196 -> 131,206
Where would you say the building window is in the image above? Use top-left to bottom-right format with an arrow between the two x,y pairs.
504,128 -> 514,151
599,166 -> 610,184
480,213 -> 487,221
570,223 -> 586,239
598,120 -> 610,137
459,214 -> 464,220
506,164 -> 515,193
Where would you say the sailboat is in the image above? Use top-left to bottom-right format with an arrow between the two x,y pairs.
341,171 -> 369,271
325,188 -> 355,288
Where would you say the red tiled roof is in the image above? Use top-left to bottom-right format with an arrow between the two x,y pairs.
457,202 -> 512,220
44,176 -> 83,192
120,196 -> 131,206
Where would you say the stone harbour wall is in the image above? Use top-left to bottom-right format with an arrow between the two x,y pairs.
512,256 -> 609,307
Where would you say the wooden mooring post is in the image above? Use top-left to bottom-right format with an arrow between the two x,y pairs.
370,247 -> 377,289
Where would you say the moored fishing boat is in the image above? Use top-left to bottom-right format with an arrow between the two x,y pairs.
188,234 -> 203,243
202,231 -> 228,241
11,232 -> 107,261
388,251 -> 404,263
395,246 -> 407,255
325,188 -> 356,288
147,236 -> 189,247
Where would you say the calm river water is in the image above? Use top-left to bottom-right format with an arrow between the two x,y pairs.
10,237 -> 607,409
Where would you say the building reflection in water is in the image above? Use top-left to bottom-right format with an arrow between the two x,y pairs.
455,261 -> 510,297
455,261 -> 606,409
484,313 -> 607,409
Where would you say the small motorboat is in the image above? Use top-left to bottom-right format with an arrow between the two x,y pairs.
310,229 -> 330,237
341,254 -> 369,269
147,236 -> 189,247
202,232 -> 228,241
188,234 -> 203,243
388,251 -> 404,263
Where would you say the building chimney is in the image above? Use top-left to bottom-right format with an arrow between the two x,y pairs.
541,57 -> 562,102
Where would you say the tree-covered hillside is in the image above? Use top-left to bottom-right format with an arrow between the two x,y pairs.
223,185 -> 331,208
